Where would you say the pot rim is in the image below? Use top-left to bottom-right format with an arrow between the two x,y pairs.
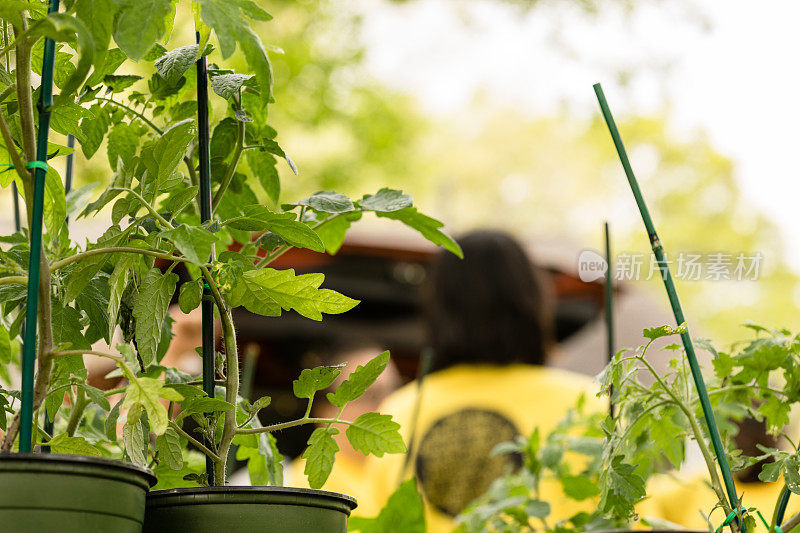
148,485 -> 357,509
0,452 -> 157,486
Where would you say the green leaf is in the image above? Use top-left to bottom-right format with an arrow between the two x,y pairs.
75,0 -> 113,76
80,383 -> 111,411
225,206 -> 324,252
375,207 -> 463,259
160,225 -> 218,266
245,150 -> 279,204
784,457 -> 800,495
154,44 -> 198,86
179,279 -> 203,314
51,300 -> 90,351
66,182 -> 97,219
760,395 -> 792,434
48,434 -> 103,457
43,167 -> 66,238
240,268 -> 358,321
295,191 -> 355,214
123,376 -> 183,435
525,500 -> 551,520
347,479 -> 425,533
144,119 -> 196,191
176,396 -> 235,423
211,117 -> 238,160
359,189 -> 413,213
235,431 -> 283,486
561,475 -> 601,501
327,351 -> 390,408
293,364 -> 344,399
155,427 -> 183,470
133,268 -> 179,367
211,73 -> 253,99
345,412 -> 406,457
113,0 -> 172,61
0,323 -> 10,365
86,48 -> 127,86
316,212 -> 360,255
103,74 -> 142,92
302,427 -> 339,489
123,414 -> 147,465
643,323 -> 687,341
106,399 -> 122,440
77,274 -> 111,344
107,254 -> 138,342
107,122 -> 142,171
600,455 -> 647,517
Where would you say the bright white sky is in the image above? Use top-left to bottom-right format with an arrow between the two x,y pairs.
357,0 -> 800,264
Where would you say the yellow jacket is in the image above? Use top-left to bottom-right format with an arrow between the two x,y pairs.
642,473 -> 797,529
359,364 -> 605,532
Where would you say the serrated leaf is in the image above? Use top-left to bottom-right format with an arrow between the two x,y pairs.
302,426 -> 339,489
643,323 -> 687,341
123,376 -> 183,435
133,268 -> 179,367
107,123 -> 141,171
155,44 -> 198,86
179,279 -> 203,313
80,383 -> 111,411
327,351 -> 390,408
144,119 -> 195,191
156,427 -> 183,470
107,254 -> 138,342
77,274 -> 111,344
375,207 -> 463,259
177,397 -> 235,422
48,434 -> 104,457
295,191 -> 355,214
345,412 -> 405,457
103,74 -> 142,92
51,300 -> 90,351
211,73 -> 253,99
225,206 -> 324,252
160,225 -> 217,266
43,167 -> 66,239
113,0 -> 172,61
293,365 -> 344,399
64,227 -> 125,303
123,416 -> 147,465
784,457 -> 800,494
241,268 -> 358,320
359,188 -> 413,213
245,151 -> 279,204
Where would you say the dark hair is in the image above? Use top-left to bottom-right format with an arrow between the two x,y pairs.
423,230 -> 553,373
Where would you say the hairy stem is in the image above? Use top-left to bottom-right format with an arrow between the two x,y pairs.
51,247 -> 197,272
771,484 -> 788,533
782,511 -> 800,533
65,387 -> 88,436
236,417 -> 355,435
213,304 -> 239,485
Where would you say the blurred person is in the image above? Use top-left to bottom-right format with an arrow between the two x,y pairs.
360,230 -> 605,531
286,344 -> 402,509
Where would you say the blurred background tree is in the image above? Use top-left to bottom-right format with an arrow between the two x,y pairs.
66,0 -> 799,344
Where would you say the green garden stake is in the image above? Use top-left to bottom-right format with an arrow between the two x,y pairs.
593,82 -> 743,529
604,221 -> 615,418
196,31 -> 216,484
398,347 -> 434,485
19,0 -> 60,453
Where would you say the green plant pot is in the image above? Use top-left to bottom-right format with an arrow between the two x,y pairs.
0,453 -> 156,533
144,486 -> 358,533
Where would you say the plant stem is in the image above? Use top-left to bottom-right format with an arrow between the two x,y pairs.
168,420 -> 221,462
213,304 -> 239,485
236,417 -> 356,435
95,96 -> 164,135
211,119 -> 244,214
65,387 -> 88,436
781,511 -> 800,533
254,213 -> 345,268
771,484 -> 788,533
51,247 -> 196,272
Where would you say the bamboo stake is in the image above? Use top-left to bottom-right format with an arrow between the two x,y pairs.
593,83 -> 742,528
19,0 -> 60,453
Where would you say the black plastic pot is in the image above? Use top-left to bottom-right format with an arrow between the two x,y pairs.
0,453 -> 156,533
144,486 -> 358,533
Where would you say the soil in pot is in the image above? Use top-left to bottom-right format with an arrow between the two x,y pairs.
0,453 -> 156,533
144,486 -> 357,533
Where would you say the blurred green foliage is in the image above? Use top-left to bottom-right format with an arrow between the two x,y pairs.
70,0 -> 800,345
